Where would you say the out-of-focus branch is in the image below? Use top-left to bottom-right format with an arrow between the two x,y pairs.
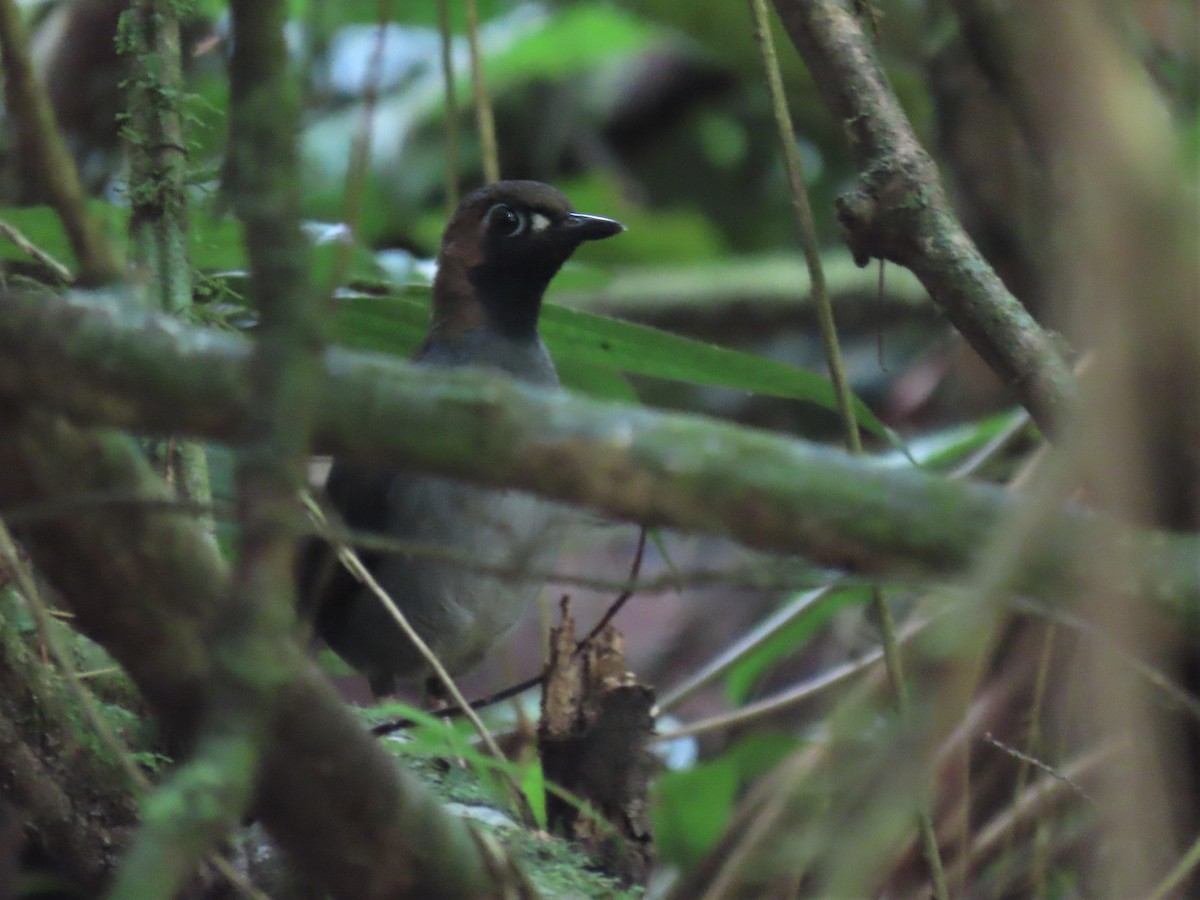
0,0 -> 122,284
767,0 -> 1076,433
0,407 -> 518,898
111,0 -> 326,894
952,2 -> 1200,894
1,290 -> 1198,620
121,0 -> 213,528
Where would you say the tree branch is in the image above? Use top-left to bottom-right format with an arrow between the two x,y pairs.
767,0 -> 1076,432
113,0 -> 346,892
0,289 -> 1195,619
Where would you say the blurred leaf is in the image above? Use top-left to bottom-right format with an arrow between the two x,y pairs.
874,407 -> 1029,471
723,730 -> 800,782
0,203 -> 251,275
549,176 -> 731,265
287,0 -> 513,31
654,731 -> 799,868
724,586 -> 873,705
189,215 -> 246,271
520,755 -> 548,830
485,3 -> 656,86
653,756 -> 738,868
540,303 -> 888,435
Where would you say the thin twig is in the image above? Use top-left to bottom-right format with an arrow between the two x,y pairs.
749,1 -> 948,895
0,219 -> 71,282
437,0 -> 460,211
0,0 -> 122,284
464,0 -> 499,183
575,526 -> 647,650
303,496 -> 534,823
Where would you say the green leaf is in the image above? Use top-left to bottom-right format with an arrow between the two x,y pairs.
330,290 -> 886,430
539,303 -> 887,435
875,407 -> 1030,471
653,756 -> 738,868
485,3 -> 657,86
520,756 -> 548,830
654,731 -> 800,869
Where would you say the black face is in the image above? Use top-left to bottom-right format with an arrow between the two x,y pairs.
464,184 -> 624,340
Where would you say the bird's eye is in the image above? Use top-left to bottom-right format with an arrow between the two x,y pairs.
487,203 -> 526,237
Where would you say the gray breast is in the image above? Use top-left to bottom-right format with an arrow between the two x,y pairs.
321,332 -> 568,689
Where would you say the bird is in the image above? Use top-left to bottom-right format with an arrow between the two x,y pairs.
299,180 -> 625,697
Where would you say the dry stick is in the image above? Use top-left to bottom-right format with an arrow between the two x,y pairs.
0,0 -> 122,285
437,0 -> 460,211
748,1 -> 949,897
323,0 -> 392,299
464,0 -> 499,183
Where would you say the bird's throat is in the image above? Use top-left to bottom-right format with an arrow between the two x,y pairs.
467,266 -> 549,342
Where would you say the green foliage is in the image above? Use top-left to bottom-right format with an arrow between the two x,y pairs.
330,288 -> 885,429
484,4 -> 655,86
366,701 -> 544,820
653,730 -> 799,868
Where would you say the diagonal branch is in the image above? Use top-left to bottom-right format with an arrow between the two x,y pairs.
0,0 -> 123,284
768,0 -> 1076,432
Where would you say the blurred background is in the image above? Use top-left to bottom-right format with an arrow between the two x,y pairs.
1,0 -> 1197,894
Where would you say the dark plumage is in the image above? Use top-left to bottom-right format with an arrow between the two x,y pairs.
299,181 -> 624,695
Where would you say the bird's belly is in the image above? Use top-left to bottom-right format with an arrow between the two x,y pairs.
334,476 -> 567,684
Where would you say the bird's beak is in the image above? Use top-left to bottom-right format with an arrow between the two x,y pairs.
565,212 -> 626,242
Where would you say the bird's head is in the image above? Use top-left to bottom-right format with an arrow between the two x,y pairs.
430,180 -> 625,342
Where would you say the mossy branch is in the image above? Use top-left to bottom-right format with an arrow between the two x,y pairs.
111,0 -> 325,893
0,289 -> 1197,622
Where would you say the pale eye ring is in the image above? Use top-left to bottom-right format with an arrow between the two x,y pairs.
487,203 -> 526,237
